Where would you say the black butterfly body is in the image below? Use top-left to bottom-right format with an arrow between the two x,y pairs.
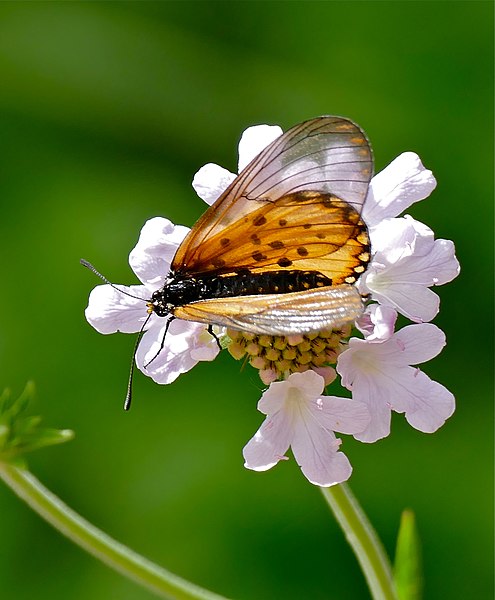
150,267 -> 334,316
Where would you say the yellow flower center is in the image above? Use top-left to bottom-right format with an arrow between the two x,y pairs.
226,325 -> 351,385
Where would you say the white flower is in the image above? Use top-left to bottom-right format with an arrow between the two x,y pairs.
360,215 -> 460,322
85,217 -> 220,385
243,371 -> 370,487
361,153 -> 460,322
337,307 -> 455,443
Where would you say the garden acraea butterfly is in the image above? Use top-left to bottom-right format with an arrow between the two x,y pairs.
82,116 -> 373,409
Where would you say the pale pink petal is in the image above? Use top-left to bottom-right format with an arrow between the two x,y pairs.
403,371 -> 455,432
393,323 -> 446,364
337,336 -> 409,387
366,367 -> 455,434
256,379 -> 291,415
258,371 -> 325,415
401,237 -> 460,285
363,272 -> 441,322
192,163 -> 237,206
291,370 -> 326,399
348,371 -> 393,443
85,284 -> 150,334
312,366 -> 337,385
370,217 -> 457,282
291,418 -> 352,487
259,369 -> 279,385
368,216 -> 426,260
237,124 -> 283,172
339,323 -> 445,372
364,152 -> 437,227
335,339 -> 363,391
135,319 -> 219,385
377,224 -> 460,286
189,345 -> 219,361
356,304 -> 398,341
129,217 -> 189,290
243,409 -> 293,471
307,396 -> 370,435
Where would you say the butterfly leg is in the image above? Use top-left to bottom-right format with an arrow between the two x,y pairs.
207,324 -> 222,351
144,316 -> 175,369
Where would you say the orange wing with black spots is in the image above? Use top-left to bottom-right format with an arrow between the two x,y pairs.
172,116 -> 373,285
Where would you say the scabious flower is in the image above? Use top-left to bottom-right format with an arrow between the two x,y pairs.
84,120 -> 459,487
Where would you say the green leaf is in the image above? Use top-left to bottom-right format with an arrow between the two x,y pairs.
393,509 -> 423,600
0,383 -> 74,462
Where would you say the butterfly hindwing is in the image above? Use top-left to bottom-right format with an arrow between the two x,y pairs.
174,284 -> 363,335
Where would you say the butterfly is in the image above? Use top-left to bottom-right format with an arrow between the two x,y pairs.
82,116 -> 373,408
148,115 -> 373,337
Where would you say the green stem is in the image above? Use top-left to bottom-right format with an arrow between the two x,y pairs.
321,483 -> 397,600
0,462 -> 231,600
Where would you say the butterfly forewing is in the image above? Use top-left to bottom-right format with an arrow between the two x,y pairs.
172,116 -> 372,278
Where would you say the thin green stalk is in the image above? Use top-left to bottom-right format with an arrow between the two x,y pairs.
0,462 -> 231,600
321,483 -> 397,600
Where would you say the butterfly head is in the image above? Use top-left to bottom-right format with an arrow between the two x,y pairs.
148,289 -> 173,317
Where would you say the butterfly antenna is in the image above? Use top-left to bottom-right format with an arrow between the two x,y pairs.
124,313 -> 152,411
80,258 -> 148,303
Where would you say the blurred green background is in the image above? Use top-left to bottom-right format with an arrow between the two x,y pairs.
0,2 -> 492,599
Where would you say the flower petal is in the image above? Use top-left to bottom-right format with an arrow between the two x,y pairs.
356,304 -> 398,341
129,217 -> 189,290
369,367 -> 455,434
369,216 -> 433,260
308,396 -> 371,435
237,124 -> 283,172
363,272 -> 441,322
401,237 -> 460,286
85,284 -> 150,334
312,366 -> 337,386
135,318 -> 219,384
393,323 -> 446,364
257,371 -> 325,415
291,419 -> 352,487
364,152 -> 437,226
403,371 -> 455,433
348,372 -> 393,443
243,408 -> 293,471
192,163 -> 237,206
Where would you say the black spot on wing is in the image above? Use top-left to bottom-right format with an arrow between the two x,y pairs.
278,257 -> 292,267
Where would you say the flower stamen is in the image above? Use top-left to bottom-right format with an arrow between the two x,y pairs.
227,325 -> 351,385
